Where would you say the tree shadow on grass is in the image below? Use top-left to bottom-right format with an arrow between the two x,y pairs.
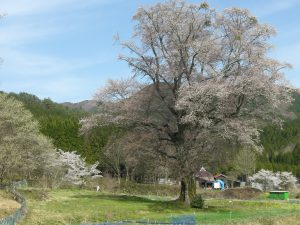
70,194 -> 191,213
70,194 -> 236,214
147,199 -> 191,212
71,194 -> 154,203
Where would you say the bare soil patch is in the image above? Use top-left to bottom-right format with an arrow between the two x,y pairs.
223,187 -> 262,200
0,190 -> 20,218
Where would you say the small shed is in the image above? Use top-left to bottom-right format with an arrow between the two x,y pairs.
195,167 -> 215,188
269,191 -> 289,200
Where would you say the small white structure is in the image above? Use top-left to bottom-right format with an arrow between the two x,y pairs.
213,182 -> 221,189
96,185 -> 100,192
158,178 -> 176,185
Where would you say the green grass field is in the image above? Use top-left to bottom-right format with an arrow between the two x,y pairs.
17,188 -> 300,225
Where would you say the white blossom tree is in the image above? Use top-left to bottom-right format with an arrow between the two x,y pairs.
250,169 -> 297,191
249,169 -> 281,191
57,149 -> 102,185
0,93 -> 59,184
277,171 -> 297,190
81,1 -> 292,204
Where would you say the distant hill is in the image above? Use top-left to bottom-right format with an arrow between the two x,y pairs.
257,90 -> 300,177
61,100 -> 98,112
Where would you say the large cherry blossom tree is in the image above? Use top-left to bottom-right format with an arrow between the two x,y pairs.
81,1 -> 292,204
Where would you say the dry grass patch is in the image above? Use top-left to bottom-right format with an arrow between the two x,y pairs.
198,187 -> 262,200
223,187 -> 262,200
289,188 -> 300,199
0,190 -> 20,218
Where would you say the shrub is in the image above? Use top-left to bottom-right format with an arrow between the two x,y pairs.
191,194 -> 204,208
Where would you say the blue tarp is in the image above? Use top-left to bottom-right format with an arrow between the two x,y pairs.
214,179 -> 225,190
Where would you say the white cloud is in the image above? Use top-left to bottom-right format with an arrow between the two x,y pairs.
0,46 -> 110,77
0,22 -> 63,47
0,0 -> 121,102
0,0 -> 114,46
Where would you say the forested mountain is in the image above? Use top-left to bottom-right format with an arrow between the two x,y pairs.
61,100 -> 98,112
258,91 -> 300,177
7,92 -> 116,164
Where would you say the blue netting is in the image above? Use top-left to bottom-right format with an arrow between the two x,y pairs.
0,186 -> 27,225
171,215 -> 196,225
81,215 -> 196,225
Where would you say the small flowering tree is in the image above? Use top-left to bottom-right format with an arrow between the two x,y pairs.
277,171 -> 298,190
249,169 -> 297,191
57,149 -> 102,185
249,169 -> 281,191
0,93 -> 59,184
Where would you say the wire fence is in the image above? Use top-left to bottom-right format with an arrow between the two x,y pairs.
0,183 -> 28,225
81,215 -> 196,225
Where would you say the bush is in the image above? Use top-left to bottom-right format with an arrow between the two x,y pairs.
191,194 -> 204,208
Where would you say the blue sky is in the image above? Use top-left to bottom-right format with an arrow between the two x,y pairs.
0,0 -> 299,103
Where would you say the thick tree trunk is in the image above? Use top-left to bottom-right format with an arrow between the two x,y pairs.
172,124 -> 197,205
179,180 -> 186,202
179,176 -> 196,205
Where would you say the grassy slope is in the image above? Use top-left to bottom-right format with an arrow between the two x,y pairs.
19,188 -> 300,225
0,190 -> 20,218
